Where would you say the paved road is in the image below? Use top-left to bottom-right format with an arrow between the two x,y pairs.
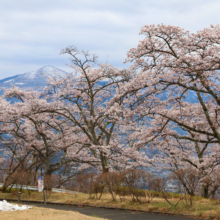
23,202 -> 204,220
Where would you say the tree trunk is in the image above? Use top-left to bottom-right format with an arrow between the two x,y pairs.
44,159 -> 52,191
201,185 -> 209,198
2,174 -> 12,192
44,170 -> 52,191
101,152 -> 109,173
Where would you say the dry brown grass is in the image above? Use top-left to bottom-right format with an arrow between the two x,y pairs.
1,191 -> 220,220
0,206 -> 106,220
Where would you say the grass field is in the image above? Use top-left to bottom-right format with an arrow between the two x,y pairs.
1,190 -> 220,220
0,205 -> 106,220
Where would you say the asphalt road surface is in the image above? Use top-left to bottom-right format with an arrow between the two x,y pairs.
24,202 -> 204,220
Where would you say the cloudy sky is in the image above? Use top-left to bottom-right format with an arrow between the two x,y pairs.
0,0 -> 220,79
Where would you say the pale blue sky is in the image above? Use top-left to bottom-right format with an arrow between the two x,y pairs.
0,0 -> 220,79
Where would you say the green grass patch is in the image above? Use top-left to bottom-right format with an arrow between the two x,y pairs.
0,189 -> 219,220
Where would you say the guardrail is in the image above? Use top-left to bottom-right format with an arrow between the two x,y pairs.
0,183 -> 77,194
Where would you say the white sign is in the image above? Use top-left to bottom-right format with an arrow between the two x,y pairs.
38,176 -> 44,192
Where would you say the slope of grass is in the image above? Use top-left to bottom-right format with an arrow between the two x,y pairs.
0,190 -> 220,220
0,205 -> 107,220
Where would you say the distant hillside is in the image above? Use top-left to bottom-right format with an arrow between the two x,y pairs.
0,66 -> 67,90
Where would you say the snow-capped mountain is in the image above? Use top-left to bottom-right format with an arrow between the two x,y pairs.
0,66 -> 67,90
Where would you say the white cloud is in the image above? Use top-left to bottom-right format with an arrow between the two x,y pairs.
0,0 -> 220,79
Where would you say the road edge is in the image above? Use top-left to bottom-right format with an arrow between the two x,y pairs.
0,198 -> 201,219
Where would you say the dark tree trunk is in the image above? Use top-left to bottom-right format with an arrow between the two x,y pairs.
201,185 -> 209,198
44,170 -> 53,191
2,174 -> 12,192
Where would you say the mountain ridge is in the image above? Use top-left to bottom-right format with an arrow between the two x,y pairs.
0,66 -> 67,90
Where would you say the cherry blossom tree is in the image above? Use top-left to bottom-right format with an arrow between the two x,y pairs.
0,47 -> 149,190
45,47 -> 149,173
115,24 -> 220,197
0,96 -> 35,191
0,97 -> 11,166
2,87 -> 78,189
